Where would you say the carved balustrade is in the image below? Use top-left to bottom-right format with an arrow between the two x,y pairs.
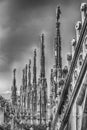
52,15 -> 87,130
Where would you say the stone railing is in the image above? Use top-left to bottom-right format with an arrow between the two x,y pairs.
58,54 -> 87,130
52,16 -> 87,130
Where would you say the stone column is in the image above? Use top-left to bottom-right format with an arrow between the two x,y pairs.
80,3 -> 87,26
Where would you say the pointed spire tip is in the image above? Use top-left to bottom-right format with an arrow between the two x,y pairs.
34,49 -> 37,56
56,5 -> 61,21
13,68 -> 16,77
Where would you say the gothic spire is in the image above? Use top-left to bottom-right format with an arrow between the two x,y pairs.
28,59 -> 31,86
33,49 -> 37,84
50,69 -> 53,84
22,69 -> 24,86
13,68 -> 16,86
40,33 -> 45,78
25,64 -> 27,88
11,68 -> 17,105
54,5 -> 62,69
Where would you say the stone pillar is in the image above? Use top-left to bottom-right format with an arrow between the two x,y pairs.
75,21 -> 81,43
80,3 -> 87,26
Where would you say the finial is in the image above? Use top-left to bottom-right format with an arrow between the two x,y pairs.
75,21 -> 82,30
29,59 -> 31,69
80,3 -> 87,11
13,68 -> 16,87
26,64 -> 27,71
41,33 -> 44,44
13,68 -> 16,79
71,38 -> 76,46
56,5 -> 61,21
51,69 -> 53,73
51,69 -> 53,81
22,68 -> 25,88
22,69 -> 24,79
25,64 -> 27,87
34,49 -> 37,57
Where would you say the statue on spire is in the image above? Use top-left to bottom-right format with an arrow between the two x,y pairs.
13,68 -> 16,86
13,68 -> 16,78
56,6 -> 61,21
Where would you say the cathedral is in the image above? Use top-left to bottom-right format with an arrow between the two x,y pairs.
0,2 -> 87,130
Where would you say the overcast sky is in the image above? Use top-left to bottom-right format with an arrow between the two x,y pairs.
0,0 -> 85,97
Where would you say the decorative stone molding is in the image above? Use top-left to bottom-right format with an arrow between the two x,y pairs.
75,21 -> 82,42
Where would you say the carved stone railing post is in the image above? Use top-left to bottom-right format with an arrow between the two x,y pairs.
71,38 -> 76,57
